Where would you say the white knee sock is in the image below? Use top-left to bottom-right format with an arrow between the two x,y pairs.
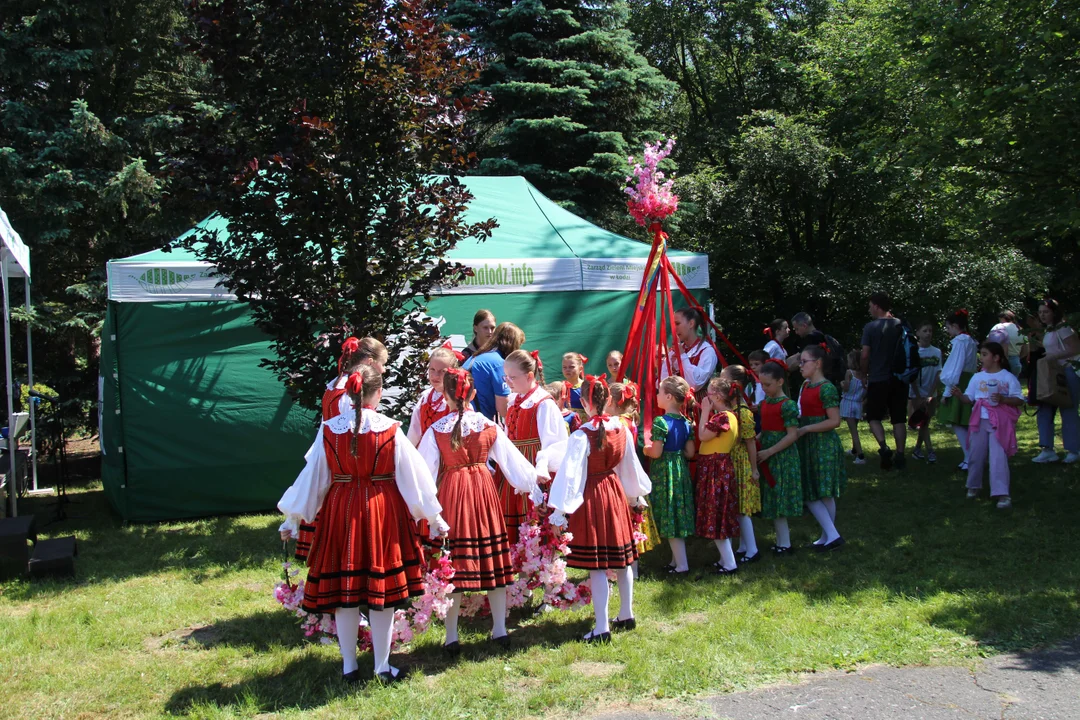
714,538 -> 737,570
488,587 -> 508,639
954,426 -> 970,462
739,515 -> 758,557
615,566 -> 634,621
444,592 -> 462,645
631,559 -> 639,580
589,570 -> 610,636
334,607 -> 361,675
822,497 -> 836,521
774,518 -> 791,548
368,608 -> 397,677
668,537 -> 689,571
807,499 -> 840,543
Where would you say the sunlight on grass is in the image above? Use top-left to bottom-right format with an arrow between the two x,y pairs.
1,415 -> 1078,718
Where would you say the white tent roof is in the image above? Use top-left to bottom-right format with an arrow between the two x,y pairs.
0,206 -> 30,279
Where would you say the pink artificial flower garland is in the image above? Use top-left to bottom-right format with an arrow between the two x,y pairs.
625,137 -> 678,228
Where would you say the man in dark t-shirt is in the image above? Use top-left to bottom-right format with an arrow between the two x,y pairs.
860,292 -> 908,470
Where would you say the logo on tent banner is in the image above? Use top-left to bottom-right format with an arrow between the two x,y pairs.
458,262 -> 536,288
131,268 -> 211,294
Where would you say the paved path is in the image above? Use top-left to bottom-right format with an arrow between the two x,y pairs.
593,637 -> 1080,720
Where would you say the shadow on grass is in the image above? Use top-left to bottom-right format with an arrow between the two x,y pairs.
162,610 -> 587,715
4,481 -> 285,601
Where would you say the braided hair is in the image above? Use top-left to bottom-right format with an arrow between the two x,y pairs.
442,368 -> 474,450
341,337 -> 388,375
345,365 -> 382,457
582,375 -> 611,451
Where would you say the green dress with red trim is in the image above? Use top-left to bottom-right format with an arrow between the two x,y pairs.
797,380 -> 848,501
759,396 -> 803,519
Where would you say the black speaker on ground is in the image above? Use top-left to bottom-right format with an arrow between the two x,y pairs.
0,515 -> 36,579
29,535 -> 76,579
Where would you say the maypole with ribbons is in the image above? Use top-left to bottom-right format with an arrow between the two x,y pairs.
616,138 -> 749,436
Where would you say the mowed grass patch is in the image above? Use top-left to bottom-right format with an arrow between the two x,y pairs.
1,414 -> 1078,719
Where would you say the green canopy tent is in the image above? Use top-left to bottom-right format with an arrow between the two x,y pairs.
100,176 -> 710,522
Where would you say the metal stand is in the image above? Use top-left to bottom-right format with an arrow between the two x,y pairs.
44,411 -> 76,526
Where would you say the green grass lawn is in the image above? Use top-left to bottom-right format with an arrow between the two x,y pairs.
2,415 -> 1079,719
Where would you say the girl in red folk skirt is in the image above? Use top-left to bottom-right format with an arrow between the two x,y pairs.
497,349 -> 568,540
406,345 -> 460,445
416,368 -> 543,654
696,377 -> 742,575
295,337 -> 390,562
544,375 -> 652,644
277,366 -> 446,684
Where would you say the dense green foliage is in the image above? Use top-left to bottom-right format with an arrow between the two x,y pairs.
447,0 -> 672,226
1,0 -> 1077,416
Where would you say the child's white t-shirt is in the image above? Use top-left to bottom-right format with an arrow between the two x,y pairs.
910,345 -> 943,399
763,340 -> 786,361
963,370 -> 1022,420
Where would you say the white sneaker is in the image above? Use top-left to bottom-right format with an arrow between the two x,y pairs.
996,496 -> 1012,509
967,488 -> 979,499
1033,449 -> 1060,464
1064,453 -> 1080,464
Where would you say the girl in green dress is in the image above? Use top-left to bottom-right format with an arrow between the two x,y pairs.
755,361 -> 802,555
643,375 -> 696,574
795,345 -> 846,552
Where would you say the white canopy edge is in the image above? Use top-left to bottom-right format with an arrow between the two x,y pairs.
107,255 -> 710,302
0,207 -> 30,279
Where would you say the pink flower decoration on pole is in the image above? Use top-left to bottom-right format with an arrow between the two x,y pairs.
625,137 -> 679,228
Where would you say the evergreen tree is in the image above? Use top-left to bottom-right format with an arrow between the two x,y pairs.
0,0 -> 205,427
448,0 -> 673,224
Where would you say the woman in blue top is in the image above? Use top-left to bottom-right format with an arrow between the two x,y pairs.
643,375 -> 696,574
462,322 -> 525,421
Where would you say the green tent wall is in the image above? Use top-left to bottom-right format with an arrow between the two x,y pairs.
101,177 -> 710,522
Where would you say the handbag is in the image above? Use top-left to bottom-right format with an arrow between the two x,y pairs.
1036,357 -> 1073,407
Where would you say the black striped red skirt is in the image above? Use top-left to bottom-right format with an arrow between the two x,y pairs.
301,474 -> 425,613
566,471 -> 638,570
440,464 -> 514,591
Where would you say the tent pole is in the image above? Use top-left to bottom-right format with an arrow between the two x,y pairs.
2,257 -> 16,517
25,278 -> 40,493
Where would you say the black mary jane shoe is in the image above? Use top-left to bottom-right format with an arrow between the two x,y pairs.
737,551 -> 761,565
814,536 -> 846,553
582,630 -> 612,644
714,565 -> 738,576
443,640 -> 461,658
376,669 -> 406,685
342,670 -> 362,685
490,634 -> 511,650
667,566 -> 689,576
611,617 -> 637,632
771,545 -> 795,556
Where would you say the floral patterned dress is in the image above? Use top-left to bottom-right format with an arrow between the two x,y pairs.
759,397 -> 803,519
694,411 -> 740,539
648,413 -> 696,538
729,404 -> 761,515
797,380 -> 848,501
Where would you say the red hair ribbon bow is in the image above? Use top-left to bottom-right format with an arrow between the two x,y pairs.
683,386 -> 696,414
446,367 -> 472,400
590,414 -> 611,426
958,308 -> 969,317
765,358 -> 788,372
763,327 -> 774,339
339,336 -> 360,374
441,340 -> 465,363
578,353 -> 589,366
530,349 -> 543,372
622,381 -> 639,402
345,371 -> 365,397
584,373 -> 608,394
820,342 -> 829,351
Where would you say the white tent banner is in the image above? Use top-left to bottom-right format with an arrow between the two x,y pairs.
108,261 -> 236,302
107,254 -> 710,301
580,256 -> 710,291
0,206 -> 30,279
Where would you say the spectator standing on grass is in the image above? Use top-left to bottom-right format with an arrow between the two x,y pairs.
937,310 -> 980,472
859,292 -> 908,470
787,312 -> 846,387
462,322 -> 525,421
989,311 -> 1023,378
1031,299 -> 1080,464
461,309 -> 496,360
910,320 -> 943,464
